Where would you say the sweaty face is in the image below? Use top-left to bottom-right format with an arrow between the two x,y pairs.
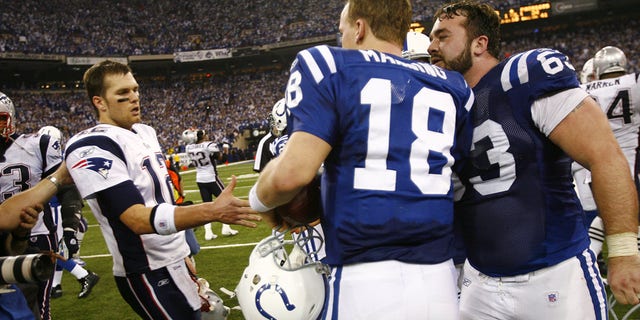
97,72 -> 141,130
338,3 -> 358,49
429,15 -> 473,74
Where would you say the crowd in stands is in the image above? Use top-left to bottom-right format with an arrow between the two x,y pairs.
0,0 -> 536,55
6,69 -> 288,160
1,1 -> 639,164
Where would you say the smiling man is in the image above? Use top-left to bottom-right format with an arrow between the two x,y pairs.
64,60 -> 260,319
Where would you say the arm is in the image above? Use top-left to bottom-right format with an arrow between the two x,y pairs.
0,164 -> 71,231
120,176 -> 261,234
549,96 -> 640,304
251,131 -> 330,214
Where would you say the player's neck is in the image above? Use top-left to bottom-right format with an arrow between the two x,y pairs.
360,39 -> 402,57
465,55 -> 499,88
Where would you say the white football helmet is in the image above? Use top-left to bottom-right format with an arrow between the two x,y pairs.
181,128 -> 197,144
269,98 -> 287,137
579,58 -> 595,84
38,125 -> 62,141
402,31 -> 431,62
0,92 -> 16,138
197,278 -> 230,320
236,230 -> 329,320
593,46 -> 627,79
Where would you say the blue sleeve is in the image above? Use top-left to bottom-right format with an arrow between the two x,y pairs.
286,46 -> 339,145
96,180 -> 145,220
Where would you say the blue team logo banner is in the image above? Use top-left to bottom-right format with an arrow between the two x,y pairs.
71,157 -> 113,179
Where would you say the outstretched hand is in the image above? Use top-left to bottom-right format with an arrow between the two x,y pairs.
607,255 -> 640,305
210,175 -> 261,227
13,204 -> 41,239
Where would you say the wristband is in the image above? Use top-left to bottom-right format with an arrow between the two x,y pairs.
249,184 -> 274,213
150,203 -> 177,235
606,232 -> 639,258
47,176 -> 61,190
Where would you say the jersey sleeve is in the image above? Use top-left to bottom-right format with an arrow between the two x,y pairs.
508,48 -> 581,100
65,135 -> 130,199
286,45 -> 339,145
41,134 -> 63,175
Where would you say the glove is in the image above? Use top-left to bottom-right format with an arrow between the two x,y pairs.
63,228 -> 79,256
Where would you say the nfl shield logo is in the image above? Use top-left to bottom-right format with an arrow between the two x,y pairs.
547,291 -> 559,305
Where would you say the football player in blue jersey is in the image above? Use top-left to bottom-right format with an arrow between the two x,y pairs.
249,0 -> 475,318
64,60 -> 260,319
429,1 -> 640,319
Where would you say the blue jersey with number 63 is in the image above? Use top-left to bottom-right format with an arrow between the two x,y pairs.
285,45 -> 474,266
455,48 -> 589,277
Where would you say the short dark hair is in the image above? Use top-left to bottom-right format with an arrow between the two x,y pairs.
434,1 -> 502,58
83,60 -> 132,105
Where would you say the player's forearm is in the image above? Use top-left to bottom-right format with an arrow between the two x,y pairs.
252,157 -> 304,211
0,176 -> 58,231
591,155 -> 639,236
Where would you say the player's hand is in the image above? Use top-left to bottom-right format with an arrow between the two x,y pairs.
607,254 -> 640,305
12,205 -> 40,239
209,175 -> 261,227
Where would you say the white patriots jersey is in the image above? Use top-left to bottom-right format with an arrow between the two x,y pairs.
186,141 -> 220,183
65,123 -> 188,276
573,73 -> 640,210
0,133 -> 62,236
583,73 -> 640,170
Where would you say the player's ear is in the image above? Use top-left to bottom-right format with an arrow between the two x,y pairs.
355,18 -> 366,44
472,35 -> 489,56
92,96 -> 107,112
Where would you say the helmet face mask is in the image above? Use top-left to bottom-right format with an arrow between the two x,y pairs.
593,46 -> 627,80
269,98 -> 287,137
0,92 -> 16,139
197,278 -> 230,320
236,228 -> 329,320
402,31 -> 431,62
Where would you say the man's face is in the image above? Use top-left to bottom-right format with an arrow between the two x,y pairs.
429,14 -> 473,74
338,3 -> 358,49
97,72 -> 141,130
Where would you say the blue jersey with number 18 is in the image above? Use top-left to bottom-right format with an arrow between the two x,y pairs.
456,48 -> 589,277
285,45 -> 474,265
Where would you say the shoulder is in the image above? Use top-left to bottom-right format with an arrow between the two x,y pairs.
499,48 -> 580,95
66,126 -> 123,159
291,45 -> 342,84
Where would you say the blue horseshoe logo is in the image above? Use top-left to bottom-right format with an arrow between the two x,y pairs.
255,283 -> 296,319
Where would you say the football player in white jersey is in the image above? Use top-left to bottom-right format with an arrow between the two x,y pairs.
64,60 -> 260,319
574,46 -> 640,260
186,129 -> 238,240
429,2 -> 640,319
0,91 -> 64,319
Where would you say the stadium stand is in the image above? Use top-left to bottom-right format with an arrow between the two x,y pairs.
0,0 -> 639,162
